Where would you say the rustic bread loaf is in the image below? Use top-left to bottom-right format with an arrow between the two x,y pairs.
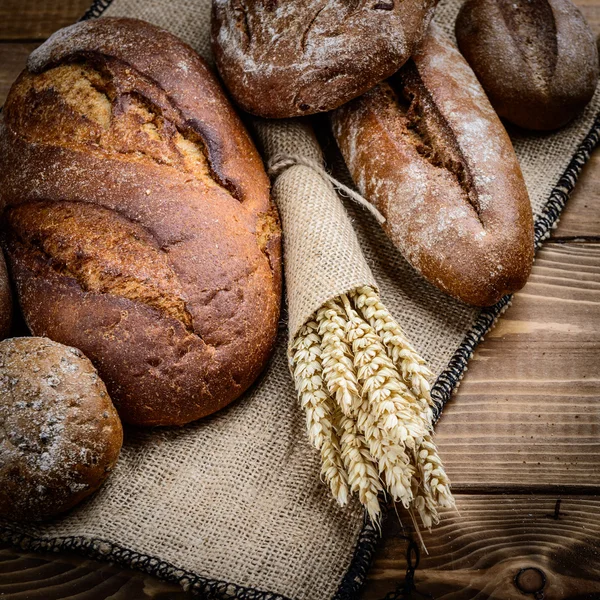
0,337 -> 122,521
0,18 -> 282,426
0,251 -> 11,340
332,23 -> 534,307
211,0 -> 437,118
455,0 -> 599,130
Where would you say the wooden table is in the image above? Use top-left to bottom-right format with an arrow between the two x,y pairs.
1,2 -> 599,598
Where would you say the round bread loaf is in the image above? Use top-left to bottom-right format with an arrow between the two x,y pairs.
0,337 -> 122,521
455,0 -> 599,130
0,18 -> 282,426
0,251 -> 11,340
212,0 -> 437,118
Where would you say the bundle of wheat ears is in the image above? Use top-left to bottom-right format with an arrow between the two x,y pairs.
290,285 -> 454,529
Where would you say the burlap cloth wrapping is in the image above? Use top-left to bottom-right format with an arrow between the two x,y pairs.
1,0 -> 599,598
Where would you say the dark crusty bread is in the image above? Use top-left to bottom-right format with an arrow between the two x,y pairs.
0,18 -> 282,426
0,251 -> 11,340
212,0 -> 437,118
455,0 -> 599,130
332,24 -> 534,307
0,337 -> 122,521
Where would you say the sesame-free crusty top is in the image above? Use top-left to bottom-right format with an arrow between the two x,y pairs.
0,17 -> 282,426
212,0 -> 437,118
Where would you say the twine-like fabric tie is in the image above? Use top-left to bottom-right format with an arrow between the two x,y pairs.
267,153 -> 387,225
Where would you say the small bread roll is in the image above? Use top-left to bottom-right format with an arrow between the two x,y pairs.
455,0 -> 599,130
0,337 -> 122,521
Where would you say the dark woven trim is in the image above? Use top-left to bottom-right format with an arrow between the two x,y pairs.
0,524 -> 297,600
334,516 -> 381,600
80,0 -> 115,20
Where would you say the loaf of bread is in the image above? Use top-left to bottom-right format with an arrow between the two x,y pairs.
0,251 -> 11,340
212,0 -> 437,118
0,337 -> 122,521
455,0 -> 599,130
0,18 -> 282,426
332,23 -> 534,307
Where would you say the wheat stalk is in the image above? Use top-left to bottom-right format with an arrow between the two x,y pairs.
341,294 -> 425,506
291,287 -> 454,531
351,287 -> 436,420
316,301 -> 362,416
335,406 -> 383,525
291,321 -> 349,507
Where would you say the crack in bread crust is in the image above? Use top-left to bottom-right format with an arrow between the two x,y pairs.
387,65 -> 481,218
0,17 -> 282,426
5,201 -> 196,334
6,62 -> 238,200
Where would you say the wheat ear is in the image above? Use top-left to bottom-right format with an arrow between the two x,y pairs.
316,301 -> 362,416
351,287 -> 436,416
335,406 -> 383,525
291,321 -> 349,506
291,287 -> 455,530
340,294 -> 423,508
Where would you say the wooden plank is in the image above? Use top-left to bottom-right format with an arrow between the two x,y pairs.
576,0 -> 600,34
553,151 -> 600,240
0,543 -> 191,598
0,43 -> 37,106
435,242 -> 600,490
362,494 -> 600,599
0,1 -> 90,41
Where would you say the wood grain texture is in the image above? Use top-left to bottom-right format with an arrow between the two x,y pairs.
0,1 -> 599,599
0,0 -> 90,40
435,242 -> 600,490
577,1 -> 600,34
0,543 -> 191,598
362,495 -> 600,599
553,153 -> 600,239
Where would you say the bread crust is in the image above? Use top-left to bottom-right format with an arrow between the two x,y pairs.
455,0 -> 599,130
0,337 -> 122,521
0,251 -> 11,340
0,18 -> 282,426
332,23 -> 534,307
212,0 -> 437,118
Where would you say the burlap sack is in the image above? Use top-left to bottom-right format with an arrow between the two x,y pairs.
1,0 -> 599,598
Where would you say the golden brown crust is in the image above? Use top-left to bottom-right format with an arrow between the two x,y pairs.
455,0 -> 599,130
0,18 -> 282,426
0,251 -> 11,340
332,24 -> 534,307
0,337 -> 122,521
212,0 -> 437,118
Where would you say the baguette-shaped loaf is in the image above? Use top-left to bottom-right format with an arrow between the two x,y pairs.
0,18 -> 282,426
332,23 -> 534,306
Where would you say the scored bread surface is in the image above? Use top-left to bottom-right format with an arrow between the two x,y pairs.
332,24 -> 534,306
212,0 -> 437,118
0,18 -> 282,426
455,0 -> 599,130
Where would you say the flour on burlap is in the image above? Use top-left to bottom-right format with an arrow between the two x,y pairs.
2,0 -> 599,598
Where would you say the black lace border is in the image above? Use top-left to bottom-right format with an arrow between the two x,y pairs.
1,0 -> 599,597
